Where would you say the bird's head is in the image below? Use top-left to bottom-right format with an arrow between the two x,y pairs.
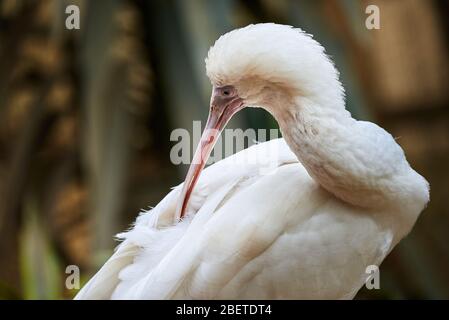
176,23 -> 345,219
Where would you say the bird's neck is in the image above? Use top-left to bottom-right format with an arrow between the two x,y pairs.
271,96 -> 373,207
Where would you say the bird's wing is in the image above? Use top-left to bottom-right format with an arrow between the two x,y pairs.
216,191 -> 395,299
76,138 -> 298,299
114,161 -> 395,299
133,137 -> 298,228
73,184 -> 184,300
74,241 -> 139,299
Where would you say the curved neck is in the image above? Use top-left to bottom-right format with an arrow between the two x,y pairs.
269,96 -> 376,207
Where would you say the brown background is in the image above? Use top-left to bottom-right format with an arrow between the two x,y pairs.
0,0 -> 448,299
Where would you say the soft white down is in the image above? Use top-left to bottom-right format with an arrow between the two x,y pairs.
75,23 -> 429,300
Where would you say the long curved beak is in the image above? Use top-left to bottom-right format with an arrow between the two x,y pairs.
175,87 -> 244,221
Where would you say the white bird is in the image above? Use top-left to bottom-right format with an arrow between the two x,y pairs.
75,23 -> 429,300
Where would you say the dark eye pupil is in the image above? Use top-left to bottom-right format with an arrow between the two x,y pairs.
223,90 -> 230,96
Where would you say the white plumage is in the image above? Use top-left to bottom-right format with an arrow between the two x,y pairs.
75,23 -> 429,300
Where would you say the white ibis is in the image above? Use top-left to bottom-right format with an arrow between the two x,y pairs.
75,23 -> 429,299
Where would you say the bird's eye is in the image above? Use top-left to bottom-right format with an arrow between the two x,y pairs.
215,85 -> 235,98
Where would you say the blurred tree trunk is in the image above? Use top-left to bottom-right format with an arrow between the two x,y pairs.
80,0 -> 128,265
0,0 -> 47,297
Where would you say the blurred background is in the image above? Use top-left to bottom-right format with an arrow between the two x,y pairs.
0,0 -> 448,299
